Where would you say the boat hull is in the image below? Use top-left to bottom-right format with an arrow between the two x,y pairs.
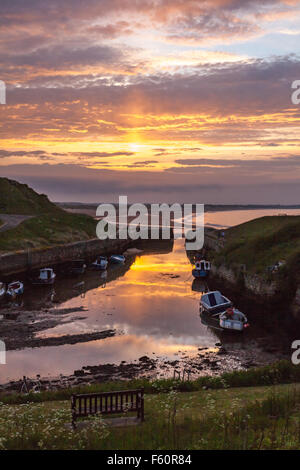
0,287 -> 6,300
110,255 -> 125,264
6,282 -> 24,297
219,310 -> 248,332
91,262 -> 108,270
192,269 -> 210,279
31,276 -> 56,286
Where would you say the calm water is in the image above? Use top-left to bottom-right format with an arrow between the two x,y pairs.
0,208 -> 299,383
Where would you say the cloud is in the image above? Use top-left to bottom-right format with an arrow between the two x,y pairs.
1,56 -> 300,144
1,161 -> 299,204
73,151 -> 135,158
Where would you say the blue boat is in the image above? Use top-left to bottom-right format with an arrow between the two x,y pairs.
192,260 -> 211,279
91,256 -> 108,270
110,254 -> 125,264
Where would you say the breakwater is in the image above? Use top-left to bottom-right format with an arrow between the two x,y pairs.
0,238 -> 132,276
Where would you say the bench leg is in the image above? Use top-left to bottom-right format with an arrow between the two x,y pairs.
72,416 -> 77,431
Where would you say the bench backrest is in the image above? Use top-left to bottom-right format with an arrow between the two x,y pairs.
71,388 -> 144,418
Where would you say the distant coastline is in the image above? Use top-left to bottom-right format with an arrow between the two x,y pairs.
57,202 -> 300,217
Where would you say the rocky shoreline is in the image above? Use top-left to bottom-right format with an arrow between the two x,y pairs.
0,306 -> 116,350
0,337 -> 288,394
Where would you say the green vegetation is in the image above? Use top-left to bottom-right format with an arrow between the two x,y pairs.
0,177 -> 98,252
0,212 -> 97,252
1,383 -> 300,449
0,177 -> 62,215
212,216 -> 300,297
1,360 -> 300,406
0,362 -> 300,449
217,215 -> 300,274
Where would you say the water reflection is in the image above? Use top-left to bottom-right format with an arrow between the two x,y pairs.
0,210 -> 299,383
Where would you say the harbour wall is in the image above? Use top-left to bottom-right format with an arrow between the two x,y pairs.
0,238 -> 132,277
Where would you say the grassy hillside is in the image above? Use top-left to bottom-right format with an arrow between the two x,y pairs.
214,215 -> 300,275
0,212 -> 97,252
0,178 -> 99,252
0,177 -> 62,215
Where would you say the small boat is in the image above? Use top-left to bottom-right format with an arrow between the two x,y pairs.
110,254 -> 125,264
65,260 -> 86,275
0,282 -> 6,300
30,268 -> 56,286
91,256 -> 108,270
219,308 -> 249,332
192,260 -> 211,279
6,281 -> 24,297
200,291 -> 232,315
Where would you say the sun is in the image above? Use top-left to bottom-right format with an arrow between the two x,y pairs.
129,143 -> 143,152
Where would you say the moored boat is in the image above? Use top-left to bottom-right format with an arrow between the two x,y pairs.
91,256 -> 108,270
200,290 -> 232,315
192,260 -> 211,279
6,281 -> 24,297
0,282 -> 6,300
110,254 -> 125,264
219,308 -> 249,332
30,268 -> 56,285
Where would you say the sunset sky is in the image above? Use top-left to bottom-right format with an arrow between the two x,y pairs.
0,0 -> 300,203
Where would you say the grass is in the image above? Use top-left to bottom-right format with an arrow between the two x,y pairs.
1,383 -> 300,449
0,177 -> 99,252
2,360 -> 300,405
0,212 -> 97,252
0,177 -> 62,215
217,215 -> 300,274
211,215 -> 300,300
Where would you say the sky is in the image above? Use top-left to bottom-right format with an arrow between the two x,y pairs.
0,0 -> 300,204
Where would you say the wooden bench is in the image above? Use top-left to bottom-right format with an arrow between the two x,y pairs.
71,388 -> 144,429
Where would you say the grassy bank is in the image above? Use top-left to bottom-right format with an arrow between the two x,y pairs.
0,177 -> 99,252
2,360 -> 300,405
0,177 -> 62,215
1,383 -> 300,449
0,212 -> 97,252
216,215 -> 300,274
211,215 -> 300,301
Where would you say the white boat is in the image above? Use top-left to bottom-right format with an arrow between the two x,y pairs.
0,282 -> 6,300
200,291 -> 232,315
31,268 -> 56,285
6,281 -> 24,297
91,256 -> 108,270
110,254 -> 125,264
192,260 -> 211,279
219,309 -> 249,332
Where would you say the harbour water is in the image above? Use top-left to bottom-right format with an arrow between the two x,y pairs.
0,208 -> 299,384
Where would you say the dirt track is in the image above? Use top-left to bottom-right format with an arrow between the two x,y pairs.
0,214 -> 33,232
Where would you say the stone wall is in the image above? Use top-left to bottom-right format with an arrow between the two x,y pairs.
291,288 -> 300,319
210,264 -> 277,297
0,238 -> 132,276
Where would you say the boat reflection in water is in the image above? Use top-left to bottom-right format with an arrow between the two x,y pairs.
0,229 -> 297,383
191,279 -> 208,294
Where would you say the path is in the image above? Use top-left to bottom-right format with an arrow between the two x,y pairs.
0,214 -> 34,233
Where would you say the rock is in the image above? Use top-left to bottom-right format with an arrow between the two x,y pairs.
139,356 -> 151,362
217,347 -> 228,355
